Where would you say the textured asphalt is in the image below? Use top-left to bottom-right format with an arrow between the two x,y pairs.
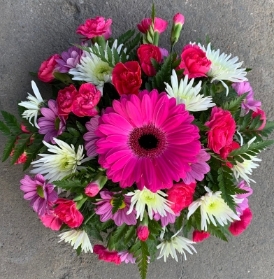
0,1 -> 274,278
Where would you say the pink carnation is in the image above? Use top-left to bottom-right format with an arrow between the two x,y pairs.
93,245 -> 121,265
252,108 -> 266,130
192,230 -> 210,242
137,17 -> 168,34
229,208 -> 253,236
38,54 -> 60,83
40,210 -> 63,231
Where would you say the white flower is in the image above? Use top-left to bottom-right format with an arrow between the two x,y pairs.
157,230 -> 196,262
18,80 -> 44,128
199,43 -> 247,95
187,187 -> 240,231
31,138 -> 85,182
232,155 -> 261,184
69,40 -> 125,94
165,70 -> 215,111
59,230 -> 93,253
126,187 -> 173,221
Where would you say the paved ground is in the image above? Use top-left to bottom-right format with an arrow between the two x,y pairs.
0,0 -> 274,278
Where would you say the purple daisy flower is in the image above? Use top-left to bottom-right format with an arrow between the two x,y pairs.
95,191 -> 137,226
55,46 -> 83,73
183,149 -> 210,184
118,251 -> 136,264
236,180 -> 253,215
232,81 -> 261,112
20,174 -> 58,216
83,115 -> 99,157
153,211 -> 178,227
38,100 -> 66,144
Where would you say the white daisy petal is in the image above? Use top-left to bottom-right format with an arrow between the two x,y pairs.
165,70 -> 215,111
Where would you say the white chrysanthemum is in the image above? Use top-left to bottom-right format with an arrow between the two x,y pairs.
18,81 -> 44,128
126,187 -> 173,221
199,43 -> 247,95
165,70 -> 215,111
31,138 -> 85,182
232,155 -> 261,184
69,40 -> 125,94
59,230 -> 93,253
187,187 -> 240,231
157,230 -> 196,262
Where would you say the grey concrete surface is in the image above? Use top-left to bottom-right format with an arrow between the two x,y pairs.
0,0 -> 274,278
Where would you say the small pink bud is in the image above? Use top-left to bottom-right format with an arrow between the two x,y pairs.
251,108 -> 266,130
137,225 -> 149,241
20,124 -> 30,133
173,13 -> 185,25
85,182 -> 100,197
192,230 -> 210,242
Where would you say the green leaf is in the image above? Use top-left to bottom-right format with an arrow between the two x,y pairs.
111,194 -> 125,214
2,136 -> 17,162
206,222 -> 229,241
124,225 -> 136,245
10,134 -> 31,164
107,223 -> 129,250
222,93 -> 247,113
75,121 -> 86,134
53,72 -> 72,85
174,211 -> 184,231
260,120 -> 274,137
53,179 -> 83,190
0,120 -> 11,135
137,241 -> 149,279
117,29 -> 135,45
1,111 -> 21,134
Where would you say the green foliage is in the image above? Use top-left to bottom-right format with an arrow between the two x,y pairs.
53,179 -> 84,192
222,93 -> 247,115
107,223 -> 131,250
111,194 -> 124,214
2,136 -> 17,162
206,222 -> 229,242
260,120 -> 274,137
1,111 -> 21,134
53,72 -> 72,85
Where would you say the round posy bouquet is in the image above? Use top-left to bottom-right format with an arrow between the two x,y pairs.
1,6 -> 274,279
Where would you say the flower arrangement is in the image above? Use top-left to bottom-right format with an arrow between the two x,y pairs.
1,6 -> 274,279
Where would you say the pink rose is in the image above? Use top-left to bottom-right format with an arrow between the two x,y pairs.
137,44 -> 162,76
76,17 -> 112,40
71,83 -> 101,117
137,225 -> 150,241
137,17 -> 168,34
252,108 -> 266,130
179,44 -> 211,78
56,84 -> 78,117
167,182 -> 196,214
85,181 -> 101,197
205,107 -> 236,154
192,230 -> 210,242
54,198 -> 83,228
93,245 -> 121,265
38,54 -> 60,82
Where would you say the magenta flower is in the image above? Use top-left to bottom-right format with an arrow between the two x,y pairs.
232,81 -> 261,112
55,46 -> 83,73
95,191 -> 137,226
84,115 -> 100,157
183,149 -> 210,184
137,17 -> 168,34
20,174 -> 58,216
38,100 -> 66,144
236,180 -> 253,215
96,90 -> 201,192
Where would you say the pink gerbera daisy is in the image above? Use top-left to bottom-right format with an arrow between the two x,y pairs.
38,100 -> 66,144
20,174 -> 58,216
95,89 -> 201,192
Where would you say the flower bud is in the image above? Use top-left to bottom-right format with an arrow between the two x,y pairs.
192,230 -> 210,242
85,182 -> 101,197
170,13 -> 185,46
137,225 -> 150,241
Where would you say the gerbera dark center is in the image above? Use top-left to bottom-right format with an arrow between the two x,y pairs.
129,124 -> 166,158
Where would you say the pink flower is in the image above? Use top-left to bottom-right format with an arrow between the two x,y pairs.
85,181 -> 101,197
56,85 -> 78,117
93,245 -> 121,265
96,90 -> 201,192
232,81 -> 261,112
235,180 -> 253,215
118,251 -> 136,264
40,210 -> 63,231
83,115 -> 100,158
38,54 -> 60,82
20,174 -> 58,216
137,225 -> 150,241
220,141 -> 240,168
252,108 -> 266,130
54,198 -> 84,228
229,208 -> 253,236
137,44 -> 162,76
95,191 -> 137,226
76,17 -> 112,40
71,83 -> 101,117
153,211 -> 177,227
38,100 -> 66,144
167,182 -> 196,214
192,230 -> 210,242
205,107 -> 236,154
173,13 -> 185,25
137,17 -> 168,34
183,149 -> 210,184
179,44 -> 211,78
